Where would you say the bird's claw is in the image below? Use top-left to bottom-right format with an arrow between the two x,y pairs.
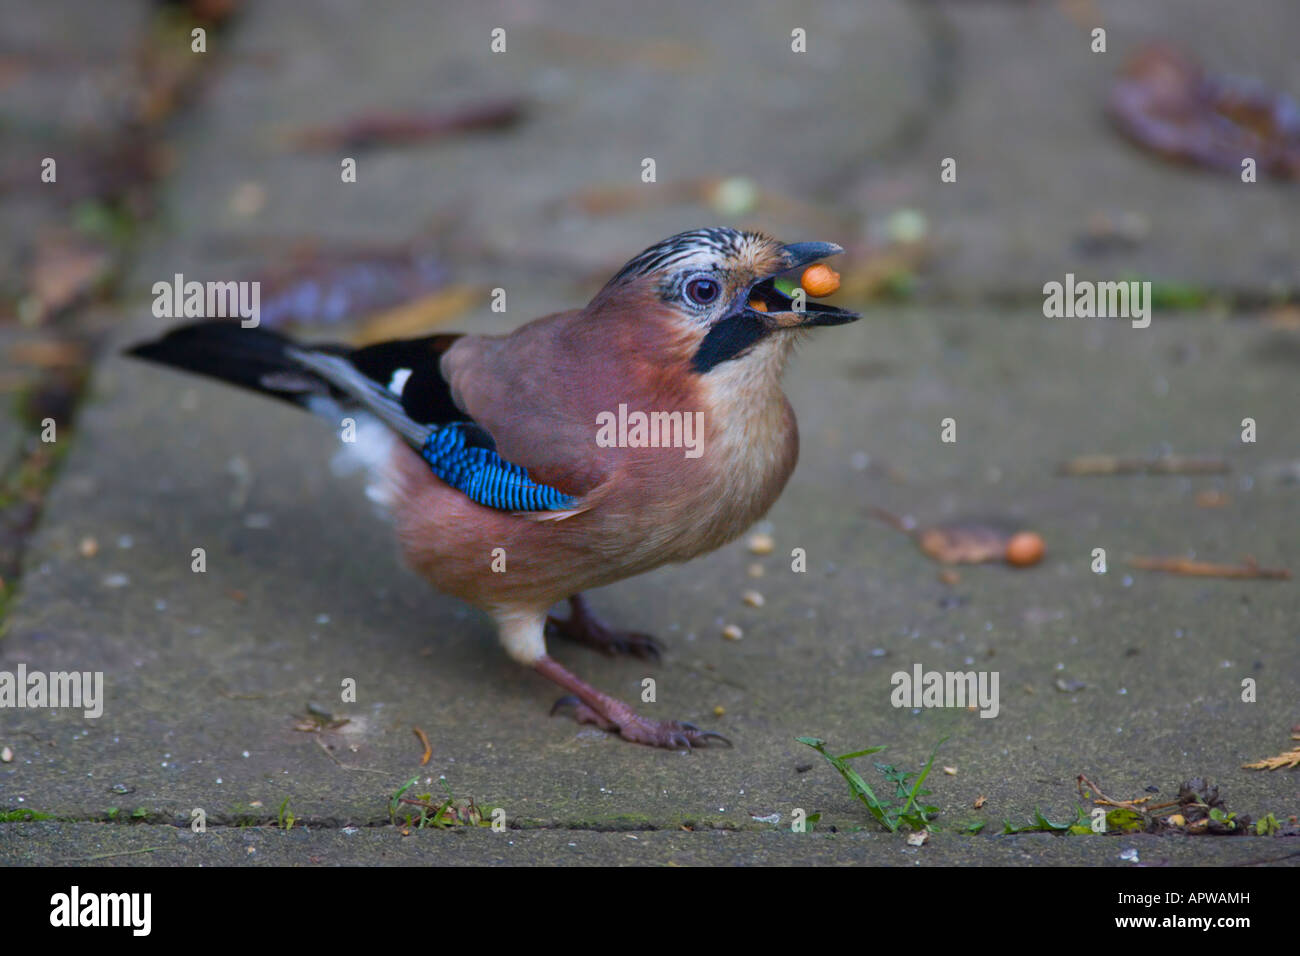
550,699 -> 730,749
549,694 -> 582,717
634,719 -> 730,749
609,630 -> 664,661
545,614 -> 664,661
675,722 -> 732,746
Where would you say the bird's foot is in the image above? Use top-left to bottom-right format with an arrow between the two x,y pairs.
545,593 -> 663,661
534,655 -> 728,750
550,696 -> 730,749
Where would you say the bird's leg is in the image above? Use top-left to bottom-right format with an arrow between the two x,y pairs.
534,655 -> 729,749
544,593 -> 663,661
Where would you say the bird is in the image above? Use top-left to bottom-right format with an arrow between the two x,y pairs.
127,227 -> 859,749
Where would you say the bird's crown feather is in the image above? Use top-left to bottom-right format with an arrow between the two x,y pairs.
607,228 -> 781,285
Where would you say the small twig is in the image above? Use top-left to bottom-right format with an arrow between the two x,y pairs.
867,506 -> 914,534
312,736 -> 389,775
289,99 -> 524,150
397,796 -> 444,812
1077,774 -> 1185,830
56,847 -> 164,863
1142,800 -> 1183,814
1128,555 -> 1290,580
1058,455 -> 1229,476
1239,849 -> 1300,866
216,689 -> 266,700
412,726 -> 432,766
1077,773 -> 1153,810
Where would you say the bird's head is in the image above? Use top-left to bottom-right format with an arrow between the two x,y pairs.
592,228 -> 859,375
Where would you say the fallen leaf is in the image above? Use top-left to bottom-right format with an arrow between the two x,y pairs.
1109,44 -> 1300,179
289,99 -> 524,151
350,286 -> 480,346
1243,734 -> 1300,771
253,245 -> 449,328
24,232 -> 111,323
7,339 -> 87,369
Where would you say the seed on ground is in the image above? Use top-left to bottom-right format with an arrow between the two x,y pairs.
722,624 -> 744,641
742,590 -> 765,608
747,532 -> 774,555
1005,531 -> 1046,566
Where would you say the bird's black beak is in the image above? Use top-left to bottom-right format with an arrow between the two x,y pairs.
743,241 -> 860,329
779,241 -> 845,272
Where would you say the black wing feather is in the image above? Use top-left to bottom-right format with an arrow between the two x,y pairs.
127,321 -> 469,430
338,335 -> 469,427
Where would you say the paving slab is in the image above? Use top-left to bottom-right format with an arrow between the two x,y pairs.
2,302 -> 1296,863
848,0 -> 1300,298
133,0 -> 933,283
2,821 -> 1291,867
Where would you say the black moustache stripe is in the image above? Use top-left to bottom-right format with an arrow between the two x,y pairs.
691,311 -> 771,373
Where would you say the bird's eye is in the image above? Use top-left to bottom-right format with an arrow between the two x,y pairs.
684,277 -> 721,306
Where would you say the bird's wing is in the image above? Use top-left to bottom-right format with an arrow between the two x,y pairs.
439,309 -> 686,513
324,334 -> 471,430
292,332 -> 586,515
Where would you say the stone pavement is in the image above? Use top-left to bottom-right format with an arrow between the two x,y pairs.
1,0 -> 1297,865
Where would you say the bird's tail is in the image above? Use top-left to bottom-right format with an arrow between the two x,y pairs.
126,320 -> 344,413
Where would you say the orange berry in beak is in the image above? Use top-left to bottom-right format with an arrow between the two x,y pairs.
800,263 -> 841,297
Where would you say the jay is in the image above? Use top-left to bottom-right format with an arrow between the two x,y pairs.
129,228 -> 858,748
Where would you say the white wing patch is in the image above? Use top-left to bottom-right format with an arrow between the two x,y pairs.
387,368 -> 412,396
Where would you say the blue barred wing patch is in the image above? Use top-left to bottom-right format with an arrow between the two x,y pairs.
420,423 -> 575,512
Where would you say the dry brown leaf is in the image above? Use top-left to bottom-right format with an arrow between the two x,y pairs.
1109,44 -> 1300,179
7,339 -> 87,369
26,233 -> 111,322
349,286 -> 480,346
1243,735 -> 1300,771
1263,305 -> 1300,329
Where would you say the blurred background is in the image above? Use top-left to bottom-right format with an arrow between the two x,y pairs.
5,1 -> 1298,348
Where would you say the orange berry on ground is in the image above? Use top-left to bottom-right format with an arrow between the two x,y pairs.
1005,532 -> 1045,566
